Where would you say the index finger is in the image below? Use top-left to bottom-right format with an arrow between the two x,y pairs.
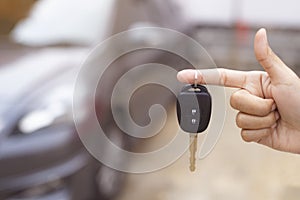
177,68 -> 248,88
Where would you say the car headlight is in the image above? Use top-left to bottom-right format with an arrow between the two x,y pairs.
18,85 -> 73,134
19,101 -> 69,134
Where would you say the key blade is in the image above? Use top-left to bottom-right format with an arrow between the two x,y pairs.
189,134 -> 198,172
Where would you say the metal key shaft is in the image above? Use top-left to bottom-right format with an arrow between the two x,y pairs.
189,134 -> 198,172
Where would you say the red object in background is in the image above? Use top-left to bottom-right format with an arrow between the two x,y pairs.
235,20 -> 250,46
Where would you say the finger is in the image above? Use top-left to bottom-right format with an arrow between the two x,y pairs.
256,129 -> 277,149
236,111 -> 279,130
177,68 -> 248,88
254,28 -> 297,83
230,89 -> 275,116
241,128 -> 272,142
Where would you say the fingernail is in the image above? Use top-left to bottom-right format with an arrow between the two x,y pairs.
259,28 -> 268,44
271,123 -> 278,129
275,112 -> 280,120
271,104 -> 277,111
177,70 -> 191,83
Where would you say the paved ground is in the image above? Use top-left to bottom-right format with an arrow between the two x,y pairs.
115,88 -> 300,200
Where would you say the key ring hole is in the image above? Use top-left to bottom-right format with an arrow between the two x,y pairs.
188,88 -> 201,92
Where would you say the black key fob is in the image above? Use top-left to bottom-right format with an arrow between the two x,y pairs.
177,84 -> 212,133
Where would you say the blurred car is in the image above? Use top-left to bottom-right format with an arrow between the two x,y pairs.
0,48 -> 119,200
0,0 -> 201,199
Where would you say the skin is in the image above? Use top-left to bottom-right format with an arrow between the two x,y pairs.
177,28 -> 300,154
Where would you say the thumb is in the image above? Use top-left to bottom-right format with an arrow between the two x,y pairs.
254,28 -> 296,83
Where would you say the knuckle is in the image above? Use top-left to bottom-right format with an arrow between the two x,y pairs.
230,91 -> 242,109
241,130 -> 253,142
218,68 -> 227,85
236,112 -> 246,128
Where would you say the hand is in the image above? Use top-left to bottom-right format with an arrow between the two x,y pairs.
177,28 -> 300,154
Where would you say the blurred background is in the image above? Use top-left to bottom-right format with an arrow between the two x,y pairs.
0,0 -> 300,200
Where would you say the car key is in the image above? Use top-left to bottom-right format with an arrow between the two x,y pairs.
176,71 -> 212,172
189,133 -> 198,172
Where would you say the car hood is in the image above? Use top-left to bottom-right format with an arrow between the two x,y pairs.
0,48 -> 88,136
